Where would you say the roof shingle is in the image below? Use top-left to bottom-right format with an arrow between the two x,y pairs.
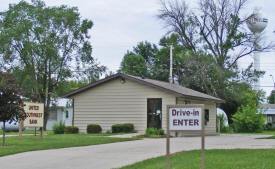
62,73 -> 223,103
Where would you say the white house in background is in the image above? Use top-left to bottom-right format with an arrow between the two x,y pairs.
46,98 -> 73,130
260,104 -> 275,127
216,108 -> 229,126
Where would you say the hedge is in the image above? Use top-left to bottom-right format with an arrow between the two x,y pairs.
87,124 -> 102,133
111,123 -> 134,133
145,128 -> 164,136
65,126 -> 79,134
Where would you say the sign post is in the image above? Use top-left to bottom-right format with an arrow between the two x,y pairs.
166,104 -> 205,169
20,102 -> 44,138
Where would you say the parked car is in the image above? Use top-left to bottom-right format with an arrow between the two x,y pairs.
0,121 -> 20,132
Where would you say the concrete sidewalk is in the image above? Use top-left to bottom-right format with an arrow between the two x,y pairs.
0,134 -> 274,169
0,134 -> 33,138
107,133 -> 140,138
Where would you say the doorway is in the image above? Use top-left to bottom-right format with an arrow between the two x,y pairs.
147,98 -> 162,129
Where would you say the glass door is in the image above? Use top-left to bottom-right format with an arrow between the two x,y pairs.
147,98 -> 162,128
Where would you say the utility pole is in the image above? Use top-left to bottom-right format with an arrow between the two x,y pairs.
169,45 -> 173,84
271,75 -> 275,88
270,75 -> 275,104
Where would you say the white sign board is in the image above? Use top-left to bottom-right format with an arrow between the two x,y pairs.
166,104 -> 205,169
23,102 -> 44,127
168,106 -> 203,131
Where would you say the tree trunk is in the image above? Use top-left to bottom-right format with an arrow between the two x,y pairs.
44,90 -> 51,130
43,104 -> 50,130
44,60 -> 52,130
2,121 -> 5,146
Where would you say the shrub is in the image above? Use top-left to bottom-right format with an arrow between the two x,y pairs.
65,126 -> 79,134
122,123 -> 134,132
264,123 -> 272,130
112,124 -> 122,133
233,109 -> 264,133
87,124 -> 102,133
111,123 -> 134,133
232,91 -> 265,133
217,114 -> 228,133
53,121 -> 66,134
223,126 -> 234,133
145,128 -> 165,136
264,123 -> 275,131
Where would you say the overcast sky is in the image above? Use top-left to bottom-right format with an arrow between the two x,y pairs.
1,0 -> 275,99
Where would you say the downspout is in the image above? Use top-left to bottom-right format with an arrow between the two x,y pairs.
72,98 -> 74,126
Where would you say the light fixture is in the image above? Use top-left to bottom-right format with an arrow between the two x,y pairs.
120,78 -> 125,84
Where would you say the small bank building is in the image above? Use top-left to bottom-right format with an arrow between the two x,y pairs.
63,73 -> 223,136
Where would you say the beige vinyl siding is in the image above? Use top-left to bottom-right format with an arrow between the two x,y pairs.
176,97 -> 217,136
73,78 -> 175,133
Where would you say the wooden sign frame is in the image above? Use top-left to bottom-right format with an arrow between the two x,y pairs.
166,104 -> 205,169
19,102 -> 45,139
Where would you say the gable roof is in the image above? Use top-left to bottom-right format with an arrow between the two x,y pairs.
62,73 -> 223,103
260,104 -> 275,109
259,104 -> 275,115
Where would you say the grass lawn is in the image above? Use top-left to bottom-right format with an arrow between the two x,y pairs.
222,130 -> 275,135
258,130 -> 275,135
0,134 -> 137,157
120,149 -> 275,169
260,135 -> 275,139
0,129 -> 130,136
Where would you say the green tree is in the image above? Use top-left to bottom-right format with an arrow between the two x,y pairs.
133,41 -> 158,67
120,41 -> 159,78
120,53 -> 148,77
56,80 -> 89,97
0,0 -> 105,128
232,90 -> 265,132
150,34 -> 185,82
0,71 -> 26,146
267,90 -> 275,104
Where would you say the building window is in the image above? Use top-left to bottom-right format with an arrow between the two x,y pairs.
184,100 -> 191,104
205,109 -> 209,125
267,115 -> 272,123
65,111 -> 69,118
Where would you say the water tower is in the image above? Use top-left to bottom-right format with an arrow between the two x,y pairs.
246,8 -> 268,90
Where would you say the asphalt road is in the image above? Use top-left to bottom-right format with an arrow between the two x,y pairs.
0,134 -> 274,169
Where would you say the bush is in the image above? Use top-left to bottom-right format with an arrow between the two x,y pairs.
264,123 -> 275,131
232,91 -> 265,133
122,123 -> 134,132
222,126 -> 234,133
145,128 -> 165,136
111,123 -> 134,133
53,121 -> 66,134
112,124 -> 122,133
233,110 -> 264,133
264,123 -> 272,130
87,124 -> 102,133
65,126 -> 79,134
217,114 -> 228,133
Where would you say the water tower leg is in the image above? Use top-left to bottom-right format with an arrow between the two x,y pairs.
253,32 -> 261,90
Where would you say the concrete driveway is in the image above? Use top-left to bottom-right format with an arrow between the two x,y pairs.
0,134 -> 275,169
